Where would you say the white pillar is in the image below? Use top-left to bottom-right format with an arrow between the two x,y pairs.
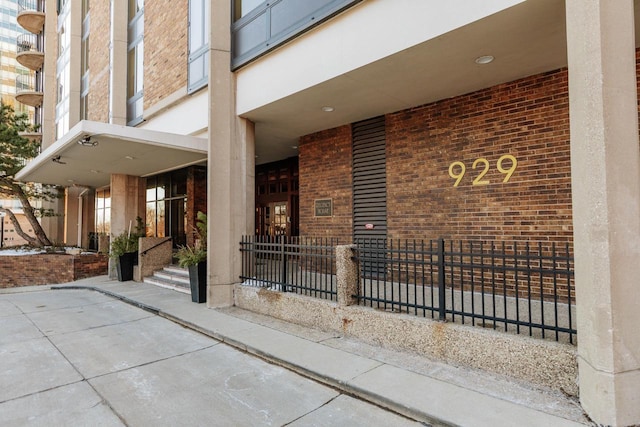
109,0 -> 128,125
207,0 -> 256,307
566,1 -> 640,425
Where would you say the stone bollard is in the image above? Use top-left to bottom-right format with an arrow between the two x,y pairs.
336,244 -> 359,306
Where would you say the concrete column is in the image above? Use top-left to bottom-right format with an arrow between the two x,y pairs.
109,0 -> 128,125
109,174 -> 145,235
207,0 -> 256,307
566,1 -> 640,425
67,0 -> 82,128
63,187 -> 81,245
41,1 -> 58,149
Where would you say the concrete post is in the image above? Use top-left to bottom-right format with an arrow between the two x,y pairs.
336,245 -> 359,306
41,1 -> 58,149
109,0 -> 128,125
566,1 -> 640,425
207,0 -> 256,307
67,0 -> 82,128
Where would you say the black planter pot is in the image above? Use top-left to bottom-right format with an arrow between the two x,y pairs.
188,261 -> 207,303
117,252 -> 137,281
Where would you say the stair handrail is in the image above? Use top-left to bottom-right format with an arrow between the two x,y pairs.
140,237 -> 172,257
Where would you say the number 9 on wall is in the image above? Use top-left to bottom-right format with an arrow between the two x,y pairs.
448,154 -> 518,187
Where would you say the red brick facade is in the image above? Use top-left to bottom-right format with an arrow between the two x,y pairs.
299,68 -> 573,245
299,125 -> 353,239
0,253 -> 108,288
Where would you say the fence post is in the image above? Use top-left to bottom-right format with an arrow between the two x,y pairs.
336,244 -> 359,306
438,238 -> 446,320
281,237 -> 287,292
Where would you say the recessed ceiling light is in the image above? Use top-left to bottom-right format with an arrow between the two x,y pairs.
125,155 -> 135,160
90,169 -> 100,174
321,106 -> 334,112
475,55 -> 494,65
67,179 -> 74,183
292,145 -> 298,149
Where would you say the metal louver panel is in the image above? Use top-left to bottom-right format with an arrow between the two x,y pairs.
352,116 -> 387,241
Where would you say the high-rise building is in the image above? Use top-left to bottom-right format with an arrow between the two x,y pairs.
12,2 -> 640,424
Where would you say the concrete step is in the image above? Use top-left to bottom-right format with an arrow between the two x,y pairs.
154,269 -> 190,285
143,265 -> 191,294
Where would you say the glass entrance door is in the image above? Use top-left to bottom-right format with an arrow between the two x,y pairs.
257,201 -> 288,237
146,170 -> 188,248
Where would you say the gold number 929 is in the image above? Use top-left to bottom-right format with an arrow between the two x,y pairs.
448,155 -> 517,187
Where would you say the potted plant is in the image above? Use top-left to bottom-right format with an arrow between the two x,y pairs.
110,217 -> 145,281
175,211 -> 207,303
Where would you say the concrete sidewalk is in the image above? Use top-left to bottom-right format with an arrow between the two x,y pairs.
15,276 -> 588,426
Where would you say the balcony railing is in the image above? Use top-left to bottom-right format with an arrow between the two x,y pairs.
15,73 -> 44,107
16,34 -> 44,71
16,34 -> 42,53
17,0 -> 46,34
18,107 -> 43,143
17,0 -> 45,13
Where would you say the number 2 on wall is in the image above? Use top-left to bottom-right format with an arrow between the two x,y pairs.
448,155 -> 517,187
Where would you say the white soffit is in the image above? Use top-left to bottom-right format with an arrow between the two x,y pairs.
15,120 -> 208,188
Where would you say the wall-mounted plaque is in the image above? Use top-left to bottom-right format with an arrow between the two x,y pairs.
314,199 -> 333,217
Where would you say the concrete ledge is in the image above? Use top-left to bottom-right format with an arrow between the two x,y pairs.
234,284 -> 578,396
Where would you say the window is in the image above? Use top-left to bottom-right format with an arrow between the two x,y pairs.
95,189 -> 111,234
188,0 -> 209,93
233,0 -> 263,21
127,0 -> 144,125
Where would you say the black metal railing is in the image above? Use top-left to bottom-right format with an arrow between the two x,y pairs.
16,72 -> 42,93
16,33 -> 42,54
354,238 -> 576,343
18,0 -> 45,12
240,235 -> 339,300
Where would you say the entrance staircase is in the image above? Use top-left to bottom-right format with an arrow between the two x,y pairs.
142,265 -> 191,295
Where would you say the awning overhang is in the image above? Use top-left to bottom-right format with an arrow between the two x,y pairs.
15,120 -> 208,188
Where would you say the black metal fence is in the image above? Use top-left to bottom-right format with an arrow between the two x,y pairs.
239,235 -> 339,300
354,238 -> 576,343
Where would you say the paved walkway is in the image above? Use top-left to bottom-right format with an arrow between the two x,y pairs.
2,276 -> 590,426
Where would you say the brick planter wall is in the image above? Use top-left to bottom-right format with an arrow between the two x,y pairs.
0,253 -> 108,289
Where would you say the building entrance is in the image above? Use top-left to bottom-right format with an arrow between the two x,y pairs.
146,169 -> 188,248
255,157 -> 299,237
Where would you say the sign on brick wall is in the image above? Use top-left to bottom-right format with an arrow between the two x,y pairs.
314,199 -> 333,217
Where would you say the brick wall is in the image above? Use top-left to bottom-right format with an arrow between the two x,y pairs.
87,0 -> 110,122
299,125 -> 353,239
299,68 -> 573,245
386,68 -> 572,243
0,253 -> 108,288
144,0 -> 188,110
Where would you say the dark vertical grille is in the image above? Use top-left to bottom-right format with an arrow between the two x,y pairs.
352,116 -> 387,276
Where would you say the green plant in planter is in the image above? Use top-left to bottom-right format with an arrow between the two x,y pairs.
175,211 -> 207,267
109,216 -> 145,259
175,212 -> 207,303
110,217 -> 145,282
175,243 -> 206,268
